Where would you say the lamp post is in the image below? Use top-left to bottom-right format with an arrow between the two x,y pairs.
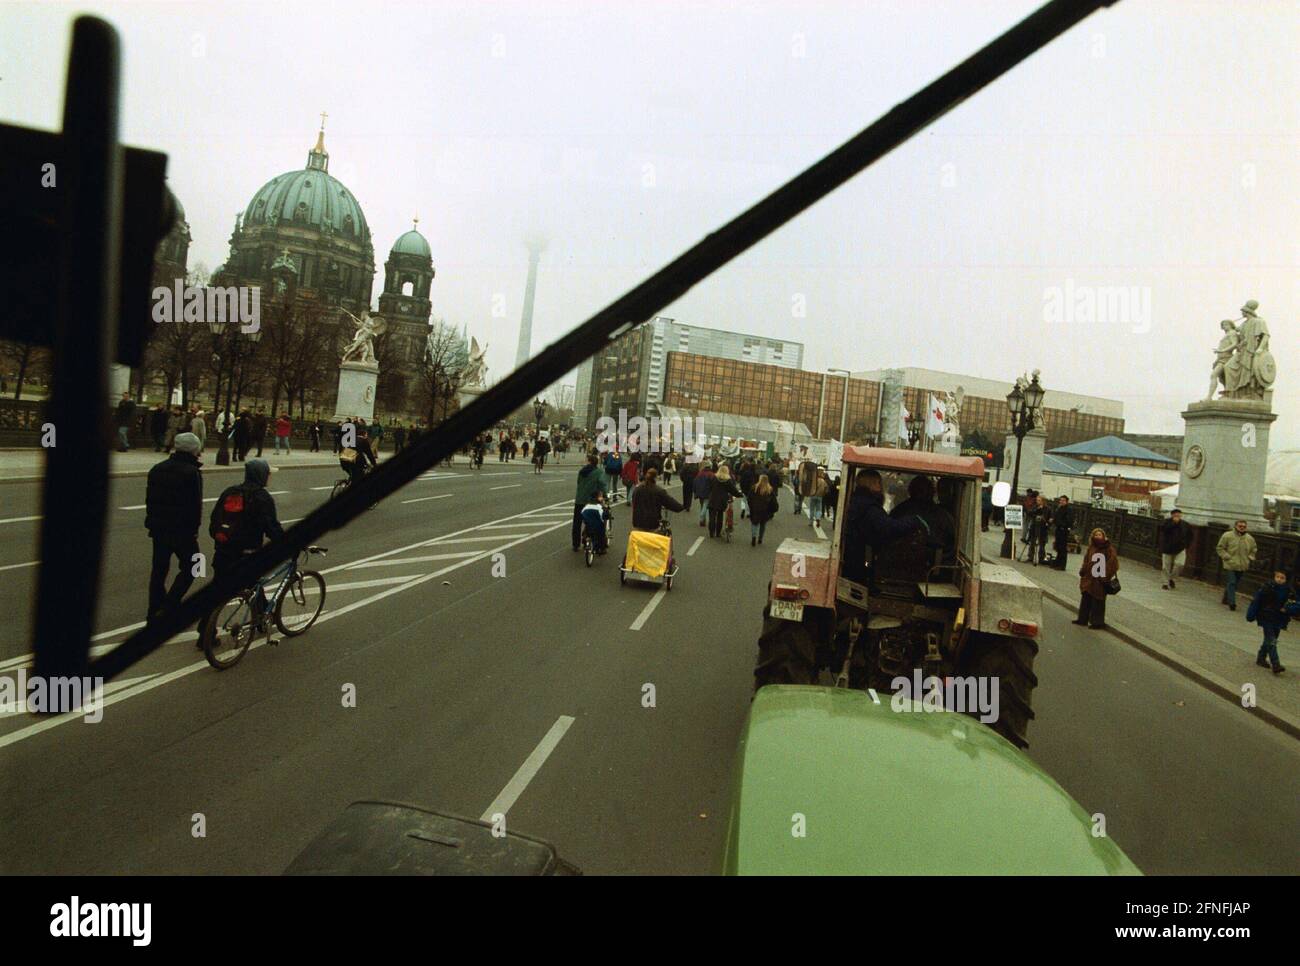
828,368 -> 851,441
905,411 -> 923,449
534,397 -> 546,434
1000,372 -> 1045,558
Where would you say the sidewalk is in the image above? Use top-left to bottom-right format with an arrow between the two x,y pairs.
980,530 -> 1300,739
0,448 -> 483,482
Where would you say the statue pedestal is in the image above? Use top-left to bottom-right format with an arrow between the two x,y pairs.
457,384 -> 485,411
933,434 -> 961,456
1003,426 -> 1047,494
333,361 -> 379,422
1176,398 -> 1276,527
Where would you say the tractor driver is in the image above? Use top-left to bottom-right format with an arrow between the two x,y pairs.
842,469 -> 929,584
889,474 -> 957,565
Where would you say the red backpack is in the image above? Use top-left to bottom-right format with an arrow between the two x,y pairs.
211,485 -> 258,550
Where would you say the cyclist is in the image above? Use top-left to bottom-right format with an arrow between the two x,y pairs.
630,468 -> 683,532
341,421 -> 378,488
472,434 -> 486,469
208,458 -> 285,631
572,452 -> 609,552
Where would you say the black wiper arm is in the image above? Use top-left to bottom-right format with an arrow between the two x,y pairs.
86,0 -> 1119,683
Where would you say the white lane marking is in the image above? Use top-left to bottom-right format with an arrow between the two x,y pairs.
120,490 -> 288,511
345,552 -> 479,570
477,520 -> 557,529
0,516 -> 42,525
321,575 -> 426,592
432,534 -> 529,544
541,479 -> 567,484
686,536 -> 705,557
629,587 -> 669,631
490,484 -> 522,491
0,560 -> 39,572
401,494 -> 453,504
317,500 -> 570,575
0,520 -> 572,748
282,518 -> 303,525
309,485 -> 336,491
479,715 -> 575,822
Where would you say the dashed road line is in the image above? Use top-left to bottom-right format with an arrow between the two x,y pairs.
480,716 -> 575,822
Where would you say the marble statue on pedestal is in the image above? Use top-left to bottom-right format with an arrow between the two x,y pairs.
341,309 -> 385,367
1207,299 -> 1276,400
459,337 -> 489,389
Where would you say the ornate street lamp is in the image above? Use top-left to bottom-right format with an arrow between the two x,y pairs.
533,397 -> 546,433
1000,372 -> 1045,558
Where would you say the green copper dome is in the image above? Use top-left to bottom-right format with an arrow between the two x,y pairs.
391,228 -> 431,258
242,129 -> 370,243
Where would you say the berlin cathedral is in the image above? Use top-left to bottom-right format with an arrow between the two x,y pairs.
195,121 -> 460,415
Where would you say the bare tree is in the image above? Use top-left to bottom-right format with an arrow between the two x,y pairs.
0,340 -> 51,400
414,319 -> 462,426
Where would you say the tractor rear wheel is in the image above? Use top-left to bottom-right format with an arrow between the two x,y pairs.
959,631 -> 1038,749
753,606 -> 820,690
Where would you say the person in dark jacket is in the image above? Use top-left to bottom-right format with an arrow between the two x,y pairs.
209,457 -> 284,574
572,454 -> 609,551
144,432 -> 203,622
114,392 -> 136,451
250,409 -> 268,457
738,459 -> 758,519
693,462 -> 716,527
747,475 -> 779,546
841,470 -> 926,584
309,419 -> 322,452
393,423 -> 407,455
150,403 -> 169,452
980,483 -> 993,532
233,411 -> 252,462
1157,507 -> 1191,589
766,461 -> 783,493
1051,495 -> 1073,570
679,456 -> 698,512
1074,527 -> 1118,629
630,468 -> 684,531
1246,570 -> 1297,674
707,464 -> 744,537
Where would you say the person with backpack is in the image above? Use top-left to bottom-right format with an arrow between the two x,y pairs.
1246,570 -> 1297,675
209,458 -> 285,626
602,450 -> 623,500
693,461 -> 716,527
144,432 -> 203,624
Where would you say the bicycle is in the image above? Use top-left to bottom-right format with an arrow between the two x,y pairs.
200,546 -> 328,669
330,462 -> 377,507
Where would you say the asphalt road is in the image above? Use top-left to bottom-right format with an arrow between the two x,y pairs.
0,455 -> 1296,874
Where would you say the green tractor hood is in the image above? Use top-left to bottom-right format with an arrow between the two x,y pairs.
723,686 -> 1140,875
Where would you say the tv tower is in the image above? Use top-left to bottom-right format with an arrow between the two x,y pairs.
514,235 -> 546,369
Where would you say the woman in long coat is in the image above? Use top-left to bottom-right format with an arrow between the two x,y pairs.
1074,527 -> 1118,629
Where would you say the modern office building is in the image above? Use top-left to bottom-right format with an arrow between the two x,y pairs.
854,366 -> 1124,450
576,316 -> 805,429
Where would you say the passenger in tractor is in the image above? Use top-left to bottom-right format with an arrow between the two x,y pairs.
842,470 -> 929,585
888,474 -> 957,572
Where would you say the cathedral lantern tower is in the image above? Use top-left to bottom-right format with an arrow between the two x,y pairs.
377,218 -> 435,364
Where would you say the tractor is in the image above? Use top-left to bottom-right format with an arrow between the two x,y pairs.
756,446 -> 1043,749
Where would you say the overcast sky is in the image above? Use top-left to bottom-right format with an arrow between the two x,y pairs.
5,0 -> 1298,445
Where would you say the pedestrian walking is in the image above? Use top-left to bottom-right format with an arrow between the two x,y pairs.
113,392 -> 136,451
190,408 -> 207,451
251,409 -> 268,457
663,452 -> 678,486
233,410 -> 252,461
1246,570 -> 1296,675
980,484 -> 993,532
620,454 -> 640,500
163,406 -> 184,452
694,461 -> 716,528
392,423 -> 406,454
1073,527 -> 1118,629
1216,520 -> 1257,611
809,466 -> 829,528
309,419 -> 322,452
149,402 -> 168,451
144,431 -> 203,623
824,472 -> 840,526
331,420 -> 343,455
1158,507 -> 1191,589
748,475 -> 779,546
274,413 -> 292,454
795,455 -> 816,515
707,464 -> 743,538
1051,495 -> 1073,570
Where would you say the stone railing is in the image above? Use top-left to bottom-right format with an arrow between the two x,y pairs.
1065,502 -> 1299,599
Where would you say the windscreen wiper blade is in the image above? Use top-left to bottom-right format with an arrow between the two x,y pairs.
81,0 -> 1120,683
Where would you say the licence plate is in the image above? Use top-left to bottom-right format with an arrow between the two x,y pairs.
771,599 -> 804,622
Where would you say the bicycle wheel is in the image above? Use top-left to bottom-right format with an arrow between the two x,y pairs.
202,593 -> 256,670
330,478 -> 349,501
275,570 -> 326,636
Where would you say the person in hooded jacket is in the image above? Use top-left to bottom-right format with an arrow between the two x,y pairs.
572,453 -> 610,551
209,458 -> 285,626
679,455 -> 698,511
144,432 -> 204,623
1074,527 -> 1118,629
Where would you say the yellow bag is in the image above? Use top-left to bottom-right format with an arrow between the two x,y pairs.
624,529 -> 671,578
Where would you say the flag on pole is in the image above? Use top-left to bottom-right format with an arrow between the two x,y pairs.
927,394 -> 946,438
